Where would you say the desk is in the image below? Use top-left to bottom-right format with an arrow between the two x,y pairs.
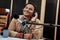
0,38 -> 26,40
0,35 -> 44,40
0,38 -> 44,40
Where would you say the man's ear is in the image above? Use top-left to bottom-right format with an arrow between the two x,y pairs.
32,10 -> 36,17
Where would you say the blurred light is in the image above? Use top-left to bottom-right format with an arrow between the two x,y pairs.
5,9 -> 10,12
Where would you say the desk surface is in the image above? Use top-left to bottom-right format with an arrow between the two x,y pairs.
0,38 -> 44,40
0,35 -> 44,40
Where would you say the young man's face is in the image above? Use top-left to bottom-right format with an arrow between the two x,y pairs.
23,4 -> 34,17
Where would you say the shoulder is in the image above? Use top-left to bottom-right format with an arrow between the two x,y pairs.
36,19 -> 42,24
11,18 -> 18,23
12,18 -> 17,21
19,15 -> 24,19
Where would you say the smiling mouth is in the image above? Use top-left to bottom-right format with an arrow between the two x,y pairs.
24,11 -> 31,14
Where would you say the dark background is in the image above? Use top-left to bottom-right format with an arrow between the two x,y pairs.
43,0 -> 57,40
0,0 -> 11,9
11,0 -> 26,19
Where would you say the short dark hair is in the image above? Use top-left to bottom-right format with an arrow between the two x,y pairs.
24,2 -> 37,12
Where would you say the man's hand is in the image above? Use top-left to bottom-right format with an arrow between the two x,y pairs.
24,33 -> 32,39
31,12 -> 38,22
16,33 -> 23,38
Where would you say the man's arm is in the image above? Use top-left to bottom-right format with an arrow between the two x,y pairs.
8,18 -> 18,37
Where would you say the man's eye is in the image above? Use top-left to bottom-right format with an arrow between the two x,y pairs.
29,8 -> 33,11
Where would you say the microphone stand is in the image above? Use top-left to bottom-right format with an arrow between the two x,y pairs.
27,22 -> 60,27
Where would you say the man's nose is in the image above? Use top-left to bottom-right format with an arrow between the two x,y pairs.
23,8 -> 30,12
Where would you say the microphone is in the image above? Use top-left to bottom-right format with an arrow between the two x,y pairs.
18,18 -> 29,33
18,18 -> 27,26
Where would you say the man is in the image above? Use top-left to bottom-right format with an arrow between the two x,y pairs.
8,3 -> 43,39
